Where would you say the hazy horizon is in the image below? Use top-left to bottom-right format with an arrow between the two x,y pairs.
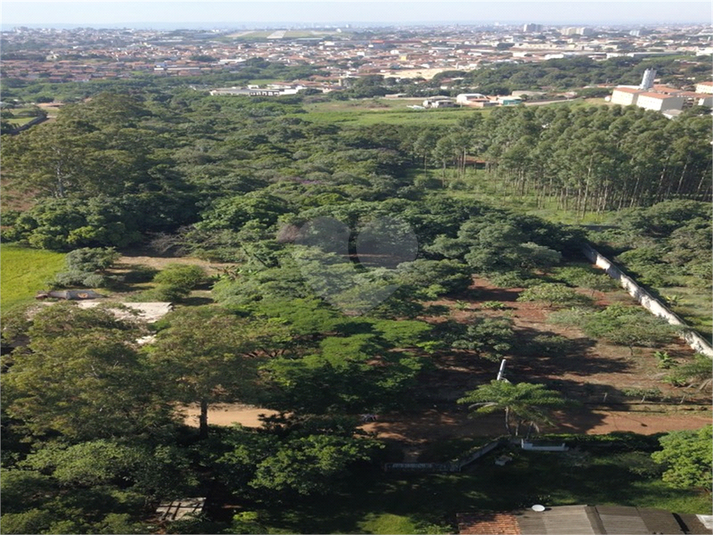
2,1 -> 711,29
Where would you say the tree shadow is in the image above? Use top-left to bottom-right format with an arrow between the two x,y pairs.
182,296 -> 215,306
511,325 -> 631,377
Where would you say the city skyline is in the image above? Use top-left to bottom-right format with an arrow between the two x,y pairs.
2,1 -> 711,29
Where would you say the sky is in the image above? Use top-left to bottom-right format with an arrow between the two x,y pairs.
1,1 -> 711,28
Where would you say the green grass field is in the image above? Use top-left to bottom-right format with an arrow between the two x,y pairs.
4,116 -> 38,127
2,107 -> 44,127
295,99 -> 476,126
0,244 -> 65,310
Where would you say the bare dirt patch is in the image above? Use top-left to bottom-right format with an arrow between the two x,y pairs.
181,404 -> 280,428
115,253 -> 234,276
362,405 -> 712,445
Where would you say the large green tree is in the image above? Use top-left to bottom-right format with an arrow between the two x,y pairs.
147,306 -> 290,438
2,303 -> 175,442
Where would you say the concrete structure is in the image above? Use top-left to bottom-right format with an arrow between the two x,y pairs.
695,81 -> 713,94
456,93 -> 490,106
610,82 -> 693,114
638,68 -> 656,90
581,244 -> 713,358
561,27 -> 594,36
209,86 -> 303,96
497,96 -> 523,106
635,91 -> 685,112
422,96 -> 456,108
155,498 -> 206,522
456,92 -> 488,105
680,91 -> 713,107
522,23 -> 543,33
610,86 -> 641,106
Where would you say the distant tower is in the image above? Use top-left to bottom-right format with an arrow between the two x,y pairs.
639,68 -> 656,90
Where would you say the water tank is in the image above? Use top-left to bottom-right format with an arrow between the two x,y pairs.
639,68 -> 656,90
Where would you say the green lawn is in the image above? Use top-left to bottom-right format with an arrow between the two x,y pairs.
0,244 -> 65,311
2,107 -> 44,127
296,99 -> 478,126
5,116 -> 38,127
255,436 -> 710,533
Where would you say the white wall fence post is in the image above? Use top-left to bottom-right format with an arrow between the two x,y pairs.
580,244 -> 713,359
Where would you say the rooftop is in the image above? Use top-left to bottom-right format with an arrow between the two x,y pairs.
457,505 -> 710,535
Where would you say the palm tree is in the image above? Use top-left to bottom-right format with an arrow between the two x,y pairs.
457,380 -> 566,437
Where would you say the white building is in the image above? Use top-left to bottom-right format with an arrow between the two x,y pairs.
456,93 -> 487,105
423,96 -> 456,108
694,81 -> 713,94
635,92 -> 685,112
610,86 -> 641,106
561,27 -> 593,36
523,23 -> 543,33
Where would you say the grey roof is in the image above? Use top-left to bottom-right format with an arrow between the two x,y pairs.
515,505 -> 598,535
518,506 -> 688,535
597,505 -> 671,534
678,514 -> 713,535
460,505 -> 696,535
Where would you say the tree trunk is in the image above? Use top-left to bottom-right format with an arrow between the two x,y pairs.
199,399 -> 209,439
526,422 -> 535,440
504,407 -> 512,436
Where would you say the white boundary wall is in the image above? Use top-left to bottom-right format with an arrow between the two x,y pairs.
581,244 -> 713,358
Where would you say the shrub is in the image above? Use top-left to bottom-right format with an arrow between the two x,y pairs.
154,264 -> 206,290
547,307 -> 592,327
622,387 -> 663,402
144,264 -> 207,302
51,247 -> 120,288
65,247 -> 119,272
665,354 -> 712,390
517,283 -> 594,308
521,334 -> 575,356
551,266 -> 618,293
480,301 -> 509,309
654,351 -> 678,369
487,271 -> 540,289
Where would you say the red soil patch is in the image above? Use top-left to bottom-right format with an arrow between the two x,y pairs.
361,406 -> 712,446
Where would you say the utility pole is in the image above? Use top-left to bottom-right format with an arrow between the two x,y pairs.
496,358 -> 507,381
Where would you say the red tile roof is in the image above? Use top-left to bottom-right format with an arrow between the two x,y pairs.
457,512 -> 521,535
638,92 -> 677,99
